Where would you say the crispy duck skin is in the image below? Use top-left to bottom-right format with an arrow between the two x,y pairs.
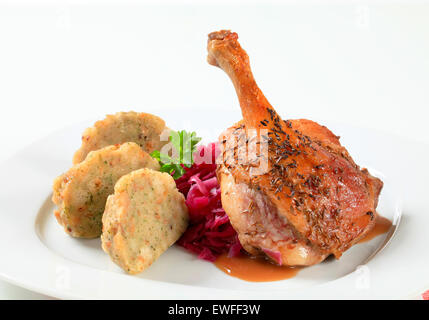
208,30 -> 383,264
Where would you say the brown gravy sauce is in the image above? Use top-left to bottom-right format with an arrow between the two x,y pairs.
358,215 -> 392,244
215,253 -> 300,282
215,215 -> 392,282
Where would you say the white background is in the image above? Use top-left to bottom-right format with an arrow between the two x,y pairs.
0,1 -> 428,299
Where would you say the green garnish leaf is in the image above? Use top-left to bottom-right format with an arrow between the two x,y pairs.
150,130 -> 201,179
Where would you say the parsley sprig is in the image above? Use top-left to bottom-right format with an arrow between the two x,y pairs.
150,130 -> 201,179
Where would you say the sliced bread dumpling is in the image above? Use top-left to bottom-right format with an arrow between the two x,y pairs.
73,111 -> 169,164
101,168 -> 189,274
52,142 -> 160,238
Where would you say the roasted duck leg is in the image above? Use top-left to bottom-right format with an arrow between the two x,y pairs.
208,30 -> 383,265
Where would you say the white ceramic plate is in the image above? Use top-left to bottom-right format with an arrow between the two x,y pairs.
0,110 -> 428,299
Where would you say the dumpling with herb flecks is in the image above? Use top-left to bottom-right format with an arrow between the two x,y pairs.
101,168 -> 188,274
52,142 -> 160,238
73,111 -> 169,164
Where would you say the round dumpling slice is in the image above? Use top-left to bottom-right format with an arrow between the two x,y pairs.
52,142 -> 160,238
101,168 -> 189,274
73,111 -> 169,164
